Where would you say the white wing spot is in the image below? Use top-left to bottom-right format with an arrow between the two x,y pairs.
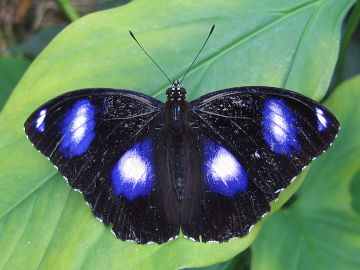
268,102 -> 289,143
71,106 -> 90,143
35,109 -> 47,132
117,150 -> 148,185
210,148 -> 240,185
316,107 -> 328,131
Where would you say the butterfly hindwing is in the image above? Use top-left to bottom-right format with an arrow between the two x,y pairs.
24,88 -> 180,243
180,132 -> 271,242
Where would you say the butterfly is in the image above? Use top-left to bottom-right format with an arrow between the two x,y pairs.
24,25 -> 340,244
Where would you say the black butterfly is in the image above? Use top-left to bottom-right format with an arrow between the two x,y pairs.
24,26 -> 339,244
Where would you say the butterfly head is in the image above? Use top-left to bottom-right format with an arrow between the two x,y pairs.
166,81 -> 187,101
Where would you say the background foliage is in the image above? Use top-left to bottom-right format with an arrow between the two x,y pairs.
0,0 -> 359,269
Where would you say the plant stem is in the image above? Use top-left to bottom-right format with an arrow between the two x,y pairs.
57,0 -> 80,22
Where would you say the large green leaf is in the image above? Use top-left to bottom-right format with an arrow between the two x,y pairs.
251,74 -> 360,270
0,0 -> 355,269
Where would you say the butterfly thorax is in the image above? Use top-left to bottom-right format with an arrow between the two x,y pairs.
165,83 -> 189,134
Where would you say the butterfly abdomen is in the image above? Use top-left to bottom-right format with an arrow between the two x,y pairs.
166,134 -> 186,200
164,101 -> 188,134
162,99 -> 195,200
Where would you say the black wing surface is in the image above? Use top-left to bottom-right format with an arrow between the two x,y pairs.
181,86 -> 339,242
24,88 -> 179,244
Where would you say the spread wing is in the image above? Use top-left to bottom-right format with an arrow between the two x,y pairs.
181,86 -> 339,242
24,88 -> 179,244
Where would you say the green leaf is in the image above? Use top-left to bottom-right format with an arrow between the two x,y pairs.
184,248 -> 251,270
251,74 -> 360,270
0,0 -> 355,269
349,169 -> 360,215
0,57 -> 31,111
334,0 -> 360,86
9,26 -> 64,57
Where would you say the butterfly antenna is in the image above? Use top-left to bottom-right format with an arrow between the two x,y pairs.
129,30 -> 172,85
180,24 -> 215,85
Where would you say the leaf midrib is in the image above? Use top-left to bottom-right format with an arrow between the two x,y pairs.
0,170 -> 58,221
154,0 -> 321,99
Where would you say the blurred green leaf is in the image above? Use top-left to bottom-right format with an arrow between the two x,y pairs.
97,0 -> 132,10
0,0 -> 356,269
350,169 -> 360,215
335,0 -> 360,86
0,57 -> 31,111
185,248 -> 251,270
341,29 -> 360,81
9,26 -> 64,57
251,74 -> 360,270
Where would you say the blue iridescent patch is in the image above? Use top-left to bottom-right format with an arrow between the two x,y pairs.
262,99 -> 300,155
111,138 -> 155,200
315,107 -> 328,131
59,99 -> 96,158
35,108 -> 47,133
202,137 -> 248,197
